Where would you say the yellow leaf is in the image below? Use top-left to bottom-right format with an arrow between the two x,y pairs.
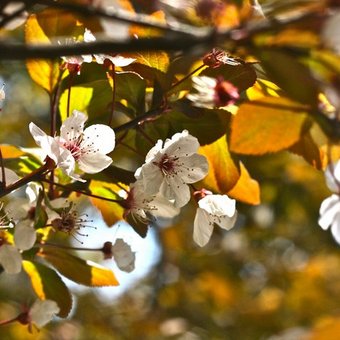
200,135 -> 240,193
230,97 -> 311,155
23,260 -> 73,317
25,9 -> 83,93
89,180 -> 127,227
227,162 -> 260,205
39,250 -> 119,287
0,144 -> 25,158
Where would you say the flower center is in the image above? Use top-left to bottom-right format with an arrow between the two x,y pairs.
63,137 -> 83,161
154,154 -> 178,176
214,78 -> 239,107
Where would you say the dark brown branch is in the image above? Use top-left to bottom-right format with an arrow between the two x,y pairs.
0,34 -> 213,60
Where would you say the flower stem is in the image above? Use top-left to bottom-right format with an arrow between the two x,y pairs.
0,160 -> 53,198
38,241 -> 102,252
168,64 -> 205,92
41,178 -> 123,203
0,316 -> 18,326
108,63 -> 116,127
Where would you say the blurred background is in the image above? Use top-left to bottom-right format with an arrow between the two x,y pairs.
0,59 -> 339,340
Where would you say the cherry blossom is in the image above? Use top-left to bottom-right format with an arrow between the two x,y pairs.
135,130 -> 209,207
122,180 -> 180,223
193,194 -> 237,247
0,83 -> 5,101
17,299 -> 60,330
83,29 -> 136,67
29,110 -> 115,181
318,160 -> 340,244
187,76 -> 239,109
103,238 -> 136,273
0,242 -> 22,274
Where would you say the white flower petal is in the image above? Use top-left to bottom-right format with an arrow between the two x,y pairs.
145,140 -> 163,163
78,153 -> 112,173
60,110 -> 87,142
325,160 -> 340,193
193,208 -> 214,247
151,195 -> 180,218
30,299 -> 60,328
216,211 -> 238,231
111,239 -> 135,273
161,176 -> 191,207
0,168 -> 19,185
139,162 -> 164,195
199,194 -> 236,217
179,154 -> 209,183
84,28 -> 96,43
14,221 -> 36,251
105,55 -> 136,67
319,194 -> 340,230
164,130 -> 200,156
0,244 -> 22,274
330,212 -> 340,244
29,123 -> 60,164
0,84 -> 5,101
83,124 -> 115,154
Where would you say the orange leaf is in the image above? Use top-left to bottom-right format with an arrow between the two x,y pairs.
200,135 -> 240,193
89,180 -> 127,227
227,163 -> 260,205
0,144 -> 25,158
230,97 -> 311,155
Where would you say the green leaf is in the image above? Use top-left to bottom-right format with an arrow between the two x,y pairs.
115,72 -> 146,114
200,63 -> 257,92
259,50 -> 319,106
39,249 -> 119,287
199,135 -> 240,193
23,260 -> 72,318
230,97 -> 311,155
34,190 -> 48,229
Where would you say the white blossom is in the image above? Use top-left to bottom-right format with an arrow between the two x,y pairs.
84,29 -> 136,67
123,180 -> 180,223
29,299 -> 60,328
0,243 -> 22,274
187,76 -> 239,109
111,239 -> 136,273
193,194 -> 237,247
14,220 -> 37,251
135,130 -> 209,207
0,84 -> 5,102
318,160 -> 340,244
29,110 -> 115,181
322,11 -> 340,55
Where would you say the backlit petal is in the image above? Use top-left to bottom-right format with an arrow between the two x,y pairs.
193,208 -> 214,247
0,244 -> 22,274
83,124 -> 115,154
78,153 -> 112,173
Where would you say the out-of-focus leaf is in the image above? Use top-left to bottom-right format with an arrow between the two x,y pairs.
115,72 -> 146,114
200,63 -> 257,92
34,189 -> 48,229
59,86 -> 93,122
135,107 -> 229,155
3,154 -> 42,177
25,9 -> 79,93
199,135 -> 240,193
89,180 -> 127,227
39,249 -> 119,287
230,97 -> 311,155
0,145 -> 25,158
129,11 -> 165,38
227,162 -> 260,205
290,131 -> 323,170
23,260 -> 72,318
132,51 -> 169,73
259,50 -> 319,106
